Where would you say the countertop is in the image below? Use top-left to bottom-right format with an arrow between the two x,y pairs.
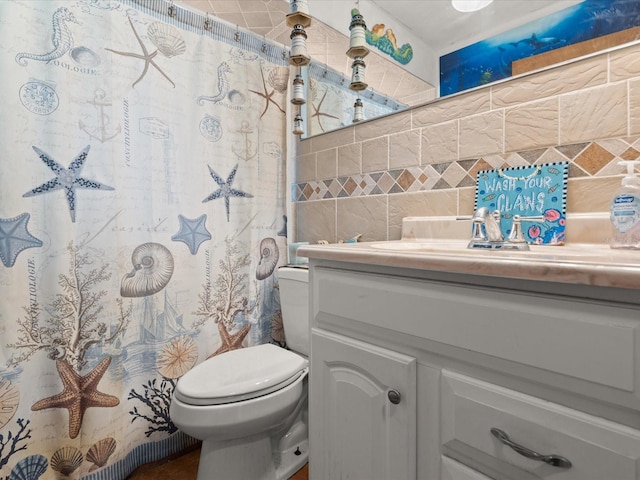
297,240 -> 640,290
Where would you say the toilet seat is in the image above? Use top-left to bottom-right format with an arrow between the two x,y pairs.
174,343 -> 308,406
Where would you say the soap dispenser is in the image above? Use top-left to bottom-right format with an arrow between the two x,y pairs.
610,160 -> 640,249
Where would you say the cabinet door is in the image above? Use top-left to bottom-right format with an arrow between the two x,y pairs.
310,329 -> 417,480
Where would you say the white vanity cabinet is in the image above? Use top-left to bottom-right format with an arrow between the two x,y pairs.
307,261 -> 640,480
309,330 -> 417,480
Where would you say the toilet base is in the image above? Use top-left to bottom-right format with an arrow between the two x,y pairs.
198,433 -> 276,480
274,419 -> 309,479
195,424 -> 309,480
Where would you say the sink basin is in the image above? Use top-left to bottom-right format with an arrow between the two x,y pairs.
369,240 -> 469,251
366,240 -> 623,261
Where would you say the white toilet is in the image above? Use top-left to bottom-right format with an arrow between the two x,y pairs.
170,266 -> 310,480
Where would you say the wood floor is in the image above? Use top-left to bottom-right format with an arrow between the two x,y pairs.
126,446 -> 309,480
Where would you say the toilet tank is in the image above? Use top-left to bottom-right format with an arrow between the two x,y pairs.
277,266 -> 309,356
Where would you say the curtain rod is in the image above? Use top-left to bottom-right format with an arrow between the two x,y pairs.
125,0 -> 404,110
125,0 -> 290,65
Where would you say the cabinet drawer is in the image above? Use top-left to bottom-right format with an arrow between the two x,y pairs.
441,456 -> 492,480
441,370 -> 640,480
314,267 -> 638,391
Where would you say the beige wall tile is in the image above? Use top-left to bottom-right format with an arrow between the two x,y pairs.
316,148 -> 337,180
412,89 -> 490,127
355,111 -> 412,142
297,138 -> 312,155
421,121 -> 458,165
337,196 -> 388,242
505,98 -> 558,153
310,126 -> 354,152
458,187 -> 477,216
610,43 -> 640,82
560,83 -> 627,144
567,176 -> 620,213
296,199 -> 337,243
338,143 -> 362,176
459,111 -> 504,159
492,56 -> 607,108
631,79 -> 640,136
296,152 -> 316,183
388,190 -> 458,240
362,136 -> 389,173
389,130 -> 421,169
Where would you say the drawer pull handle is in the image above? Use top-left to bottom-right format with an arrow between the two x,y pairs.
387,389 -> 401,404
490,428 -> 572,469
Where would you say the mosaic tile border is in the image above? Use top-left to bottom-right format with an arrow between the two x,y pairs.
295,137 -> 640,202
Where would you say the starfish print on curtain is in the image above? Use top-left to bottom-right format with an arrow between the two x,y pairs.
31,357 -> 119,439
0,213 -> 43,267
106,17 -> 183,88
310,87 -> 340,133
249,65 -> 286,119
202,164 -> 253,222
209,321 -> 251,358
23,145 -> 114,223
171,213 -> 212,254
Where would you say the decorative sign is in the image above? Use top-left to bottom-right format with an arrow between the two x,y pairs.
474,162 -> 568,245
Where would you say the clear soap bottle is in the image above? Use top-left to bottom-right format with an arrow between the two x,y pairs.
610,160 -> 640,249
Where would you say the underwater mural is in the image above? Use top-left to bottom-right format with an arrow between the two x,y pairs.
0,0 -> 289,477
440,0 -> 640,96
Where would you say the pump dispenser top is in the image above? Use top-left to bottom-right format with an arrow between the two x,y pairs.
610,160 -> 640,249
620,160 -> 640,187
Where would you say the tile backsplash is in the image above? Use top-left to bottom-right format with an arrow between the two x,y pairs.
294,42 -> 640,244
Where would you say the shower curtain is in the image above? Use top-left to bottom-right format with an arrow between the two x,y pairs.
0,0 -> 290,478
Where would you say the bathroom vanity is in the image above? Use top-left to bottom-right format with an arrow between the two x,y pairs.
298,215 -> 640,480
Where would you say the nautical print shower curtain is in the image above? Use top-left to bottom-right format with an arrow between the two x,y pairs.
0,0 -> 290,478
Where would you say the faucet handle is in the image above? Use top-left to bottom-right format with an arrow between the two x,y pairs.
508,215 -> 545,244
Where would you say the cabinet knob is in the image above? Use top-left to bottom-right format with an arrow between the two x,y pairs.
387,389 -> 401,404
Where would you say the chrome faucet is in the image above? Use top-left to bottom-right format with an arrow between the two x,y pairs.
471,207 -> 503,243
463,207 -> 544,250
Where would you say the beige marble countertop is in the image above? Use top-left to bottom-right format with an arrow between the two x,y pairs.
296,214 -> 640,291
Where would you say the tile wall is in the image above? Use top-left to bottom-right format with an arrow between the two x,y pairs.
293,42 -> 640,244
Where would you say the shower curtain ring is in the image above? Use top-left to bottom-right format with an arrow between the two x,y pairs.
234,27 -> 241,42
168,0 -> 177,17
204,13 -> 212,31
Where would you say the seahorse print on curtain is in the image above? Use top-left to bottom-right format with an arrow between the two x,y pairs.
15,6 -> 80,65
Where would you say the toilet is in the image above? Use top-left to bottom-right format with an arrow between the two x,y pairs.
170,266 -> 310,480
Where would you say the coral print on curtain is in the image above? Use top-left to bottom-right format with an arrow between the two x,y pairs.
0,0 -> 289,478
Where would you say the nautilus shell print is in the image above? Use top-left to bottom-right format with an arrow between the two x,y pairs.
256,237 -> 279,280
121,243 -> 174,297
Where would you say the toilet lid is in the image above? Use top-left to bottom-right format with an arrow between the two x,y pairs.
175,343 -> 308,405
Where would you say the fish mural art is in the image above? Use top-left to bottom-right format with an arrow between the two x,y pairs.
440,0 -> 640,96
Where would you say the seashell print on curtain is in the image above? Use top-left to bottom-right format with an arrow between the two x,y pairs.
0,0 -> 289,477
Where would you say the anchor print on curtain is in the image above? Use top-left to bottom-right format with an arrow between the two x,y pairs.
0,0 -> 289,478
